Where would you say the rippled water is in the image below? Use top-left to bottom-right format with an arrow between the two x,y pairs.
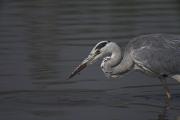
0,0 -> 180,120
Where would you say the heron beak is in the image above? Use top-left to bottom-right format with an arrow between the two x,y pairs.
68,51 -> 99,79
68,61 -> 88,79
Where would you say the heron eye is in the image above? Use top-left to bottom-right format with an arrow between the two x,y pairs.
96,50 -> 101,54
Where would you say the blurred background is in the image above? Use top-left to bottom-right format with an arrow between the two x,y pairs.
0,0 -> 180,120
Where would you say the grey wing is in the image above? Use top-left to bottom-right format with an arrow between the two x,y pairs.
129,34 -> 180,75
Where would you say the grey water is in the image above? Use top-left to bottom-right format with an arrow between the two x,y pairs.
0,0 -> 180,120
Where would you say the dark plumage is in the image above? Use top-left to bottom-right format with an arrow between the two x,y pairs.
95,41 -> 108,50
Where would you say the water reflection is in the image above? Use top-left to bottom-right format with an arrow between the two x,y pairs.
157,98 -> 171,120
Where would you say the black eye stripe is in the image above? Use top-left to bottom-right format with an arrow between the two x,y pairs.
95,50 -> 100,54
95,42 -> 108,50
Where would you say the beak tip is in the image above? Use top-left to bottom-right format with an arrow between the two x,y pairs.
67,74 -> 73,80
66,77 -> 70,80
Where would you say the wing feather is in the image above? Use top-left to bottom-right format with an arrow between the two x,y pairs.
128,34 -> 180,75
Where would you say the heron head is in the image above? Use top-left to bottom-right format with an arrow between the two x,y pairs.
68,41 -> 111,79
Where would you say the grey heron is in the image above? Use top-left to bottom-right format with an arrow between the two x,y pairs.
68,34 -> 180,99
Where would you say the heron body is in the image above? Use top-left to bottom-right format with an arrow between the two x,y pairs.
109,34 -> 180,80
129,34 -> 180,77
68,33 -> 180,99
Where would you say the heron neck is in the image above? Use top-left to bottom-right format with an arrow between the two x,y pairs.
109,43 -> 122,67
110,46 -> 134,75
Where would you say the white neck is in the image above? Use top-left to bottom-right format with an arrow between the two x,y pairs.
104,42 -> 134,75
107,42 -> 122,67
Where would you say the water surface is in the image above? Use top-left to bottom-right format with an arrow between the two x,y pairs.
0,0 -> 180,120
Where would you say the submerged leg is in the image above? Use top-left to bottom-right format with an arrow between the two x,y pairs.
159,77 -> 171,100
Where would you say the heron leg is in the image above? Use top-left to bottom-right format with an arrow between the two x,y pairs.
159,77 -> 172,101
